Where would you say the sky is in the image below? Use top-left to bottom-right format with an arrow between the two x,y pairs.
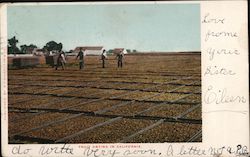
7,3 -> 200,52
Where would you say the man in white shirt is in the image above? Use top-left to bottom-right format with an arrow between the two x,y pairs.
101,49 -> 107,68
55,50 -> 66,70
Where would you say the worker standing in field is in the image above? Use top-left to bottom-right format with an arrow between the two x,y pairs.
55,50 -> 66,70
101,49 -> 107,68
76,48 -> 85,70
117,50 -> 124,68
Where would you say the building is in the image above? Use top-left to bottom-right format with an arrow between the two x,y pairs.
112,48 -> 128,55
74,46 -> 104,55
32,48 -> 44,56
25,47 -> 35,54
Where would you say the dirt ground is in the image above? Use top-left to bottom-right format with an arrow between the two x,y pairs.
8,53 -> 202,143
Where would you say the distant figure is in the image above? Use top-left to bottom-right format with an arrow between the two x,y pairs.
55,50 -> 66,70
76,48 -> 85,70
117,51 -> 124,68
101,49 -> 107,68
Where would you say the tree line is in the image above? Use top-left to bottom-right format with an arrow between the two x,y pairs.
8,36 -> 137,55
8,36 -> 63,55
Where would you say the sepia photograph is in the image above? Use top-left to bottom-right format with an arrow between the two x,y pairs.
7,3 -> 202,144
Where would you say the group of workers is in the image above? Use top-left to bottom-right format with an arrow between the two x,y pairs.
55,48 -> 124,70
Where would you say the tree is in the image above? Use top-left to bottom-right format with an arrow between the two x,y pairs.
20,44 -> 37,54
29,44 -> 37,50
43,41 -> 63,52
8,36 -> 20,55
107,49 -> 113,54
20,45 -> 27,54
126,49 -> 131,53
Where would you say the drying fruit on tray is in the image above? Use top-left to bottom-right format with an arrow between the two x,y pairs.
41,98 -> 87,109
22,115 -> 109,141
184,106 -> 202,120
149,93 -> 187,102
8,112 -> 34,122
11,96 -> 58,108
12,86 -> 45,94
33,81 -> 82,87
174,86 -> 201,93
181,94 -> 201,103
193,81 -> 201,85
8,94 -> 33,104
8,54 -> 201,143
63,87 -> 101,97
72,100 -> 122,112
43,87 -> 77,95
67,118 -> 155,143
120,91 -> 158,101
105,102 -> 154,116
126,83 -> 155,90
128,123 -> 202,143
9,113 -> 70,136
93,89 -> 127,99
142,104 -> 194,118
8,85 -> 22,90
175,79 -> 197,85
151,84 -> 178,92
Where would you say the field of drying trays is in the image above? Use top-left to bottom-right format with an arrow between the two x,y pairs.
8,53 -> 202,143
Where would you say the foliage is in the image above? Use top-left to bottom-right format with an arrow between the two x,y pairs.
107,49 -> 113,54
126,49 -> 131,53
8,36 -> 20,54
43,41 -> 63,52
20,44 -> 37,54
7,37 -> 63,55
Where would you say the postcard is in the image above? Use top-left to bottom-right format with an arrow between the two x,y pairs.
0,1 -> 249,157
